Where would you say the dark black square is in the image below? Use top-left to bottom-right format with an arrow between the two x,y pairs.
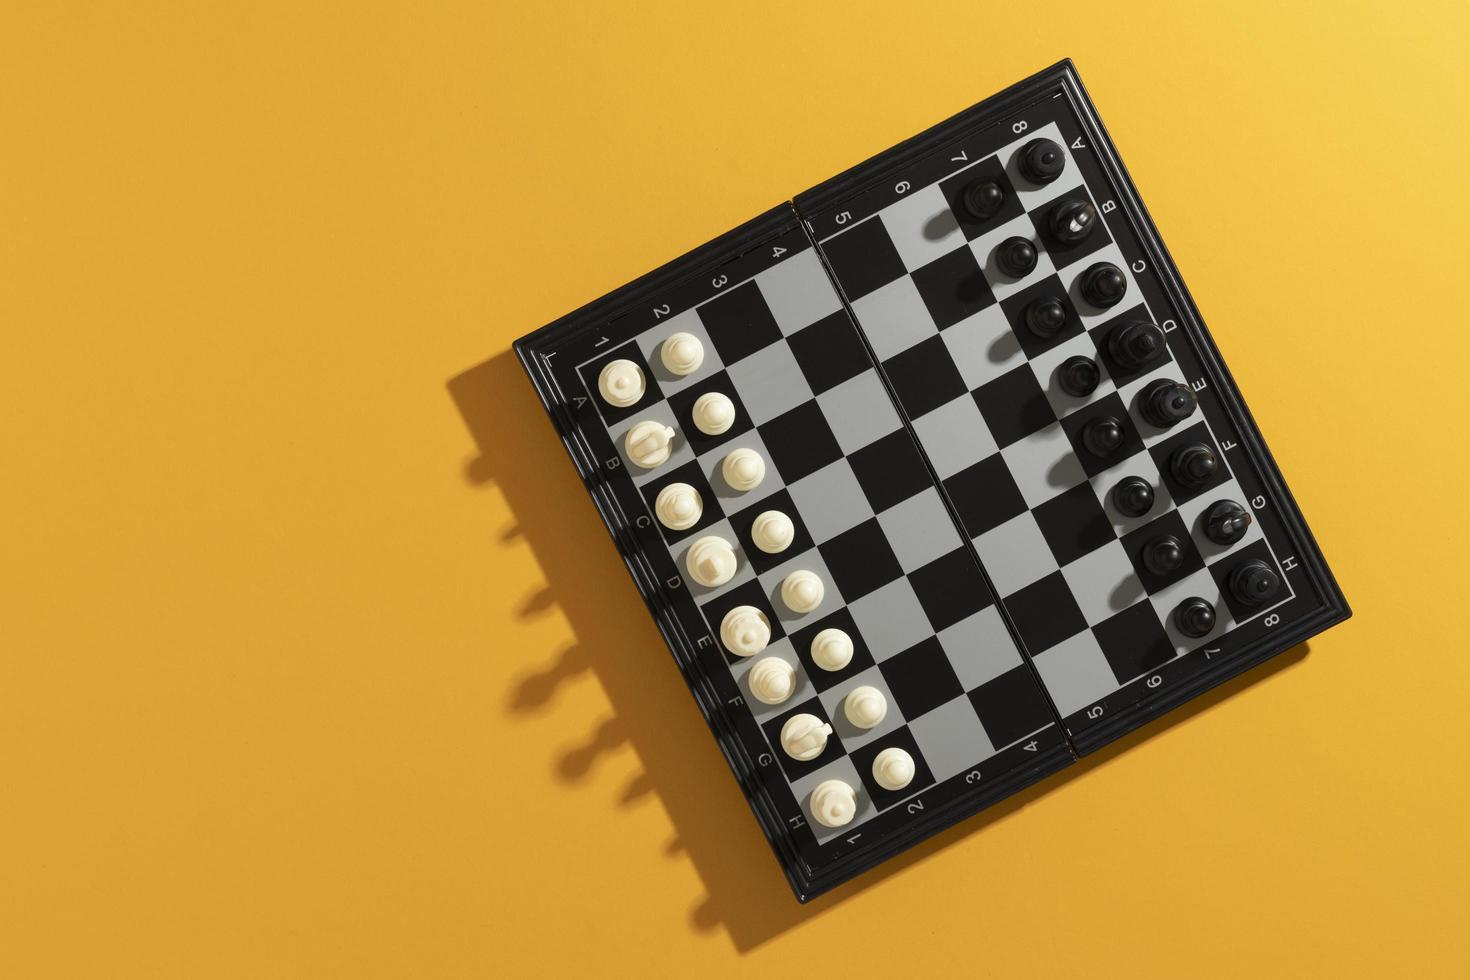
967,665 -> 1057,749
576,341 -> 664,427
638,459 -> 723,544
943,453 -> 1027,537
1002,571 -> 1088,654
665,371 -> 754,455
882,335 -> 968,420
848,429 -> 932,512
1032,483 -> 1116,566
1059,391 -> 1146,478
788,310 -> 871,394
998,275 -> 1085,359
758,400 -> 844,483
848,727 -> 936,810
1148,420 -> 1230,505
938,155 -> 1025,240
910,246 -> 995,330
821,216 -> 907,301
1209,539 -> 1286,621
728,488 -> 815,575
1031,185 -> 1111,270
1090,304 -> 1172,387
696,280 -> 783,365
698,577 -> 786,666
880,637 -> 965,719
908,547 -> 993,631
818,518 -> 904,601
972,366 -> 1055,448
789,607 -> 876,692
760,697 -> 845,782
1092,600 -> 1175,684
1120,510 -> 1205,593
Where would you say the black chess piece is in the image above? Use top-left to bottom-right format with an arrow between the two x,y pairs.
1108,320 -> 1166,370
1080,262 -> 1127,308
1019,138 -> 1066,184
995,236 -> 1038,278
1174,597 -> 1217,638
1112,477 -> 1155,517
962,179 -> 1005,220
1058,355 -> 1100,397
1050,198 -> 1098,243
1205,500 -> 1252,545
1228,559 -> 1282,606
1142,534 -> 1186,576
1081,416 -> 1124,457
1024,296 -> 1068,338
1141,379 -> 1198,428
1169,443 -> 1219,490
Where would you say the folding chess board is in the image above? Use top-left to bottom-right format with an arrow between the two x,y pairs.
514,61 -> 1348,901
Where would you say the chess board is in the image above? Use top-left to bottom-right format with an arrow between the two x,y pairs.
514,61 -> 1348,901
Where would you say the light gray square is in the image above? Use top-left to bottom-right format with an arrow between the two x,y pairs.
878,184 -> 965,272
1115,358 -> 1185,445
726,341 -> 813,426
787,460 -> 873,543
940,304 -> 1023,390
1092,448 -> 1172,535
911,394 -> 998,480
1060,539 -> 1145,626
1176,476 -> 1264,563
876,488 -> 960,571
1064,240 -> 1139,322
817,665 -> 906,750
999,421 -> 1087,508
1032,630 -> 1117,717
847,577 -> 934,662
726,638 -> 814,722
669,519 -> 755,603
939,606 -> 1024,691
697,431 -> 783,510
908,695 -> 994,779
757,549 -> 844,632
1147,566 -> 1230,656
755,247 -> 842,335
788,755 -> 876,843
634,308 -> 723,395
607,400 -> 696,485
968,213 -> 1058,302
849,275 -> 937,360
1028,330 -> 1116,420
816,371 -> 902,455
974,512 -> 1057,596
998,122 -> 1074,212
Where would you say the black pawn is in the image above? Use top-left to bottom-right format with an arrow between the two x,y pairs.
995,236 -> 1038,278
1205,500 -> 1252,545
1050,198 -> 1098,243
962,179 -> 1005,220
1081,416 -> 1124,457
1141,379 -> 1198,428
1108,320 -> 1166,369
1170,443 -> 1219,490
1174,597 -> 1217,638
1142,534 -> 1186,576
1112,477 -> 1154,518
1080,262 -> 1128,308
1058,355 -> 1100,397
1019,138 -> 1066,184
1229,559 -> 1282,606
1024,296 -> 1068,338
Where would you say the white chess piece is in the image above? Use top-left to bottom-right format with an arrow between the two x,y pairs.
780,713 -> 832,761
750,511 -> 794,554
654,482 -> 702,530
781,570 -> 824,613
684,535 -> 737,588
721,448 -> 765,492
691,391 -> 736,435
844,686 -> 888,729
810,628 -> 853,671
720,605 -> 771,657
871,747 -> 915,791
809,780 -> 858,828
747,657 -> 796,705
624,420 -> 676,469
660,332 -> 704,376
597,359 -> 645,407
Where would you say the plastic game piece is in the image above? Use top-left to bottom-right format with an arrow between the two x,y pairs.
1140,379 -> 1198,429
1142,534 -> 1186,576
597,358 -> 644,407
751,510 -> 795,554
809,780 -> 857,828
780,570 -> 824,613
843,686 -> 888,729
1170,443 -> 1219,490
1108,320 -> 1166,368
721,447 -> 765,492
720,605 -> 771,657
1024,296 -> 1068,338
1081,416 -> 1124,457
1174,597 -> 1217,638
1059,355 -> 1100,397
660,331 -> 704,375
871,748 -> 916,792
995,236 -> 1038,278
1049,198 -> 1098,243
1019,137 -> 1066,183
961,179 -> 1004,220
1205,500 -> 1252,545
780,713 -> 832,761
1112,477 -> 1155,518
1080,261 -> 1127,308
685,535 -> 737,587
810,628 -> 853,671
655,482 -> 703,530
692,391 -> 736,435
748,657 -> 796,705
625,420 -> 676,469
1229,560 -> 1282,606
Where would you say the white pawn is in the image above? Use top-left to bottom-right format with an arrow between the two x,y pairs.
661,332 -> 705,376
625,420 -> 676,469
685,535 -> 737,588
810,628 -> 853,671
692,391 -> 736,435
871,747 -> 915,791
720,605 -> 771,657
721,447 -> 765,492
809,779 -> 858,828
654,482 -> 702,530
598,359 -> 645,407
781,570 -> 824,613
748,657 -> 796,705
843,686 -> 888,729
750,511 -> 794,554
780,713 -> 832,761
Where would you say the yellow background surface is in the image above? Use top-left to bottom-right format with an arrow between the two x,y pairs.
4,1 -> 1469,976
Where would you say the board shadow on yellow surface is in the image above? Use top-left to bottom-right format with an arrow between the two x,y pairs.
447,350 -> 1312,952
